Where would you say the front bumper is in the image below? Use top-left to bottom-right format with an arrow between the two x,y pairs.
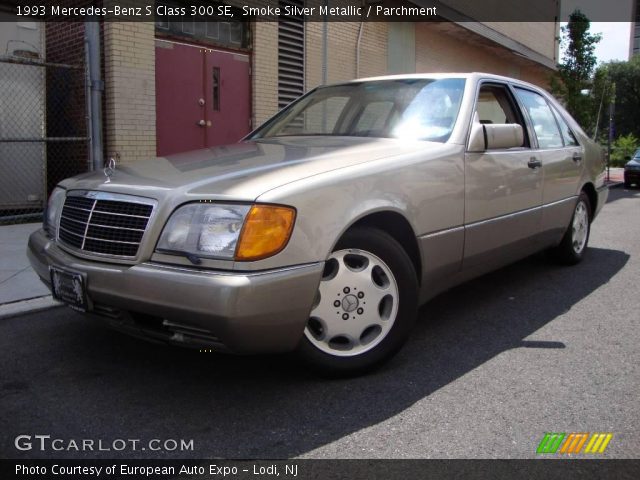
28,229 -> 323,353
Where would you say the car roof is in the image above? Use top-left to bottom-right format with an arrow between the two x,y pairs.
338,72 -> 542,92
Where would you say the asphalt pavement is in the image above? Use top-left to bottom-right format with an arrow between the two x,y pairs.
1,187 -> 639,460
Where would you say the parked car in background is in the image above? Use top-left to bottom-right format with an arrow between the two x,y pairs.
624,149 -> 640,188
28,73 -> 608,375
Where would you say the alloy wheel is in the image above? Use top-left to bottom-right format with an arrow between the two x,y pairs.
304,249 -> 399,357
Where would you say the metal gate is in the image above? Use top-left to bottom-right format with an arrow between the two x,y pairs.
0,55 -> 89,225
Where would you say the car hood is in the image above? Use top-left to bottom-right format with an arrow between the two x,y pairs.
60,136 -> 451,201
626,159 -> 640,167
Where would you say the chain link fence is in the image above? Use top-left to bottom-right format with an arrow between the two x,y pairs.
0,55 -> 89,225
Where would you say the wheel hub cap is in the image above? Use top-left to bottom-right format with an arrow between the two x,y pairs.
304,249 -> 399,357
572,200 -> 588,254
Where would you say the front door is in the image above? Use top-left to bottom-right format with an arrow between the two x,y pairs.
156,40 -> 250,156
463,82 -> 544,270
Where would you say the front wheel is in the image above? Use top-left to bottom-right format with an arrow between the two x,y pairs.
550,192 -> 591,265
297,227 -> 418,376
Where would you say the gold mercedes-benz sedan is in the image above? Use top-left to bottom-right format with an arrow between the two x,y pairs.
28,73 -> 608,374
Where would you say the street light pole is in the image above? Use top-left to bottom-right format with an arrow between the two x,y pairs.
607,84 -> 615,182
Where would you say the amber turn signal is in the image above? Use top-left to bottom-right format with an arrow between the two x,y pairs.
235,205 -> 296,261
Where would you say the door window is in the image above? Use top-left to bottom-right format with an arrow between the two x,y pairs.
515,88 -> 563,149
212,67 -> 220,111
475,83 -> 528,148
551,107 -> 579,147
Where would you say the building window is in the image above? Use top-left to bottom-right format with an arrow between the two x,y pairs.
155,1 -> 249,50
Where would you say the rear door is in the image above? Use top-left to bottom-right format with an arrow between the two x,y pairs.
463,81 -> 543,270
513,88 -> 582,245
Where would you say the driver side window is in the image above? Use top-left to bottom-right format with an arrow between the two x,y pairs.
476,84 -> 528,148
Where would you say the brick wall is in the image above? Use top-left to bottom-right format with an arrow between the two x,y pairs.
103,21 -> 156,163
305,22 -> 388,91
414,23 -> 552,87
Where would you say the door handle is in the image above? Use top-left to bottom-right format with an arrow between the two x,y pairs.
197,119 -> 206,127
528,157 -> 542,169
572,152 -> 583,163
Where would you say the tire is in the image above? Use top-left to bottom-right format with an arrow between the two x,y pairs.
624,181 -> 631,189
297,227 -> 418,376
550,191 -> 591,265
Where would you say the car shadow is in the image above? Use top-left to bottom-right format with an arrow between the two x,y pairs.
0,247 -> 629,459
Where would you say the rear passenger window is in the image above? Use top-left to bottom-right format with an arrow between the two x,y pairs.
551,107 -> 579,147
515,88 -> 563,149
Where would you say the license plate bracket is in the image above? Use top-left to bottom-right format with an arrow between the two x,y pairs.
50,267 -> 89,312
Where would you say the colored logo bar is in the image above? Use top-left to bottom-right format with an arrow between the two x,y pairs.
537,433 -> 613,454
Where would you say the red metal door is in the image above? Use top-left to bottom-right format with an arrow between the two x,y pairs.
156,41 -> 250,156
156,41 -> 205,156
204,50 -> 251,147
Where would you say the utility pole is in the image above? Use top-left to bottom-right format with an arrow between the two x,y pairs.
85,20 -> 103,172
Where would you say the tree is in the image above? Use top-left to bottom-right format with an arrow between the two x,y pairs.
610,134 -> 639,167
551,10 -> 602,133
589,64 -> 615,142
596,55 -> 640,141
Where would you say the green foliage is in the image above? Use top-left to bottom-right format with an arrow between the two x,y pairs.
610,133 -> 639,167
589,66 -> 615,141
550,10 -> 601,133
598,55 -> 640,140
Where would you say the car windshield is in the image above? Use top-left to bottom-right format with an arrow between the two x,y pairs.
250,78 -> 466,143
634,149 -> 640,159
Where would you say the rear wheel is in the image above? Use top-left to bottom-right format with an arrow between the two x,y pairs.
550,191 -> 591,265
297,227 -> 418,376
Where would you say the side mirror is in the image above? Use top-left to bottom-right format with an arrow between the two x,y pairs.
469,122 -> 524,151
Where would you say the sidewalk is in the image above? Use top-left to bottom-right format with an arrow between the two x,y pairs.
0,222 -> 60,319
605,167 -> 624,185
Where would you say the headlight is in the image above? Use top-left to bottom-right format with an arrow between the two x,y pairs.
44,187 -> 66,237
156,203 -> 295,262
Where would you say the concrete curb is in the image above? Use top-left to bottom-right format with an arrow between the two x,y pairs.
0,296 -> 63,320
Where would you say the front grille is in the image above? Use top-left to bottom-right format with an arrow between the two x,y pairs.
58,192 -> 154,258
